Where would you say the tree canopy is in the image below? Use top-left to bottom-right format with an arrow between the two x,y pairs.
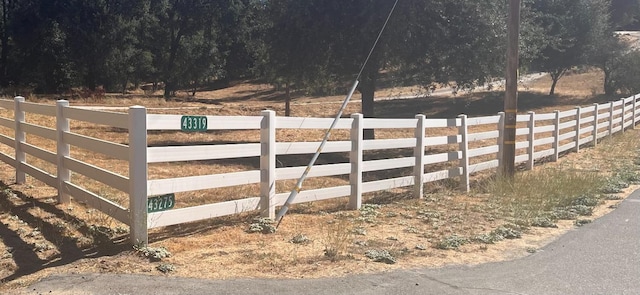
527,0 -> 611,95
0,0 -> 633,107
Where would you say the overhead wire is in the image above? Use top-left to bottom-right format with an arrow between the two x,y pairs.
275,0 -> 400,228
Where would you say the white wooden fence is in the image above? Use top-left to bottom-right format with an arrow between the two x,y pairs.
0,94 -> 637,245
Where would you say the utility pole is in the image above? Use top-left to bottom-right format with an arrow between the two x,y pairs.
502,0 -> 521,177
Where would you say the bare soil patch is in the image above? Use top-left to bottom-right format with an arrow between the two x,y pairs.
0,69 -> 638,290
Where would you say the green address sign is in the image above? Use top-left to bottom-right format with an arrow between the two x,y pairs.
147,193 -> 175,213
181,116 -> 208,132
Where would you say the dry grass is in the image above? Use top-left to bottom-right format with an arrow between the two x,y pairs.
480,168 -> 605,223
1,69 -> 639,291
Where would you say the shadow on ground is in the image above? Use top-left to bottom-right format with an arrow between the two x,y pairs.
0,182 -> 130,284
376,91 -> 615,119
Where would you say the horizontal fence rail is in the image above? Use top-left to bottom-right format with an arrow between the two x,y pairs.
0,93 -> 637,244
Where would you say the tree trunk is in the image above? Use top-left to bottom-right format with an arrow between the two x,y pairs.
191,79 -> 197,96
548,69 -> 566,96
285,81 -> 291,117
549,76 -> 558,96
603,66 -> 616,95
164,81 -> 173,98
122,79 -> 127,95
359,50 -> 380,139
163,25 -> 183,99
0,0 -> 8,86
360,73 -> 377,139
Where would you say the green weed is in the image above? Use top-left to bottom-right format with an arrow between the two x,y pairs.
435,235 -> 468,250
480,168 -> 604,224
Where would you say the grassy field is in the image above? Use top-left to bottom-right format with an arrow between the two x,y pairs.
1,69 -> 639,290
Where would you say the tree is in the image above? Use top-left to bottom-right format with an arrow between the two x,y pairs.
2,0 -> 264,96
0,0 -> 16,86
7,0 -> 152,93
142,0 -> 226,98
611,0 -> 640,29
528,0 -> 584,96
528,0 -> 613,96
9,0 -> 76,93
217,0 -> 268,83
265,0 -> 336,116
102,1 -> 150,93
265,0 -> 507,136
609,50 -> 640,95
62,0 -> 124,90
581,0 -> 631,95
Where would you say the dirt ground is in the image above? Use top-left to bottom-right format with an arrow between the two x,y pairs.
0,69 -> 638,291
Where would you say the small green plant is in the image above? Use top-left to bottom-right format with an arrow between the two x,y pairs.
560,205 -> 593,216
351,226 -> 367,236
574,219 -> 592,227
492,224 -> 523,239
88,225 -> 115,245
134,244 -> 172,262
531,216 -> 558,228
435,234 -> 468,250
416,210 -> 441,222
156,263 -> 176,273
600,176 -> 629,194
247,217 -> 276,234
354,240 -> 368,247
551,208 -> 578,220
290,234 -> 311,245
600,184 -> 624,194
364,249 -> 396,264
385,212 -> 398,218
474,224 -> 523,244
613,168 -> 640,184
404,226 -> 420,234
474,232 -> 504,244
114,225 -> 129,234
33,243 -> 53,252
603,194 -> 623,200
571,195 -> 600,207
356,204 -> 381,223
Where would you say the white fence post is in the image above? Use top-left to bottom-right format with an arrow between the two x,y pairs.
552,110 -> 560,162
260,110 -> 276,219
128,106 -> 148,245
458,115 -> 469,192
413,114 -> 425,199
497,112 -> 505,173
574,107 -> 581,152
527,111 -> 535,170
593,103 -> 599,146
633,94 -> 637,129
14,96 -> 26,184
621,98 -> 626,133
349,113 -> 363,209
608,101 -> 614,138
56,100 -> 71,203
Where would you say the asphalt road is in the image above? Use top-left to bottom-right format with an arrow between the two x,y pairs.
21,189 -> 640,295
